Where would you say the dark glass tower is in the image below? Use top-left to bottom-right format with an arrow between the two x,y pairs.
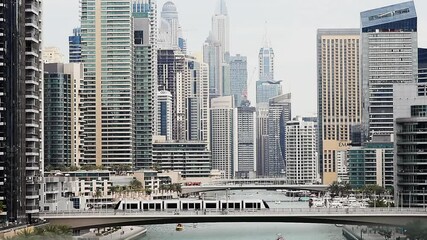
68,28 -> 81,63
0,0 -> 42,222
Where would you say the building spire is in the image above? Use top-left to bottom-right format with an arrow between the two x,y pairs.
215,0 -> 228,16
262,21 -> 271,48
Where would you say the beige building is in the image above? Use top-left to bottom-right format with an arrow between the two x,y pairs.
43,46 -> 64,63
81,0 -> 134,166
317,29 -> 361,184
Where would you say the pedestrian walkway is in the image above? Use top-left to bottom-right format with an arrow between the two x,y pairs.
76,226 -> 146,240
343,225 -> 406,240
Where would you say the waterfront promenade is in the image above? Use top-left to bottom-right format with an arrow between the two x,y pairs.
76,226 -> 147,240
342,225 -> 406,240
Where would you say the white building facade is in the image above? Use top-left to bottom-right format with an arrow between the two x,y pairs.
286,117 -> 319,184
210,96 -> 236,179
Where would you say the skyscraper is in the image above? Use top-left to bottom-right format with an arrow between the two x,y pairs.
81,0 -> 134,166
286,117 -> 318,184
185,57 -> 210,143
256,45 -> 281,104
256,80 -> 282,104
235,104 -> 257,178
204,34 -> 224,98
212,0 -> 229,56
266,93 -> 291,176
133,0 -> 157,169
157,90 -> 173,140
0,0 -> 42,221
256,103 -> 269,176
317,29 -> 360,184
230,54 -> 248,106
44,63 -> 85,168
159,1 -> 182,49
258,46 -> 274,81
361,1 -> 418,138
210,96 -> 236,179
69,27 -> 81,63
204,0 -> 230,99
157,49 -> 186,140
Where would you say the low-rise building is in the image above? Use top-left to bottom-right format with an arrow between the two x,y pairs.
153,136 -> 212,179
347,136 -> 394,189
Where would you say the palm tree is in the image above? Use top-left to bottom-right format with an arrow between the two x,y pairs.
0,201 -> 5,212
129,178 -> 143,192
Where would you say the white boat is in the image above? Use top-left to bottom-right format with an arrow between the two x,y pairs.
276,233 -> 285,240
274,201 -> 281,204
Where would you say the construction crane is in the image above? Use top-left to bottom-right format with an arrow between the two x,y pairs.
241,66 -> 257,105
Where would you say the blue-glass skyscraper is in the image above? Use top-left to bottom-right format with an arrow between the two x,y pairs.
230,54 -> 247,106
68,27 -> 81,63
256,45 -> 281,104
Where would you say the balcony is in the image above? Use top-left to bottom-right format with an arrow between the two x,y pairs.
25,3 -> 39,15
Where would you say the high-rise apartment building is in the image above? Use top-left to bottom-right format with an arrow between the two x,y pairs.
210,96 -> 236,179
235,104 -> 256,178
44,63 -> 85,168
0,0 -> 42,221
81,0 -> 134,166
394,83 -> 427,208
69,27 -> 81,63
157,49 -> 186,140
317,29 -> 360,184
184,57 -> 210,143
266,93 -> 291,176
230,54 -> 248,106
157,90 -> 173,140
133,0 -> 157,169
256,103 -> 269,176
286,117 -> 318,184
361,1 -> 418,138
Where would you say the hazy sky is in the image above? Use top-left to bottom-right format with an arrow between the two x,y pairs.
44,0 -> 427,116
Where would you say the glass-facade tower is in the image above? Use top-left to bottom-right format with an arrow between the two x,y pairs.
81,0 -> 134,166
230,54 -> 247,106
361,1 -> 418,138
133,0 -> 157,169
69,28 -> 81,63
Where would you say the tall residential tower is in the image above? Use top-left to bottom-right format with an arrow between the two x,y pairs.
317,29 -> 360,184
81,0 -> 134,166
133,0 -> 158,169
0,0 -> 43,221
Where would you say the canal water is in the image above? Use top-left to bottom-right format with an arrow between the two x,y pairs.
139,190 -> 345,240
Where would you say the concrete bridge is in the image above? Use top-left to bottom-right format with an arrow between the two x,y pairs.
181,184 -> 328,194
40,208 -> 427,230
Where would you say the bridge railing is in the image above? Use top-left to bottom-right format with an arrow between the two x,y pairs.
40,207 -> 427,217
